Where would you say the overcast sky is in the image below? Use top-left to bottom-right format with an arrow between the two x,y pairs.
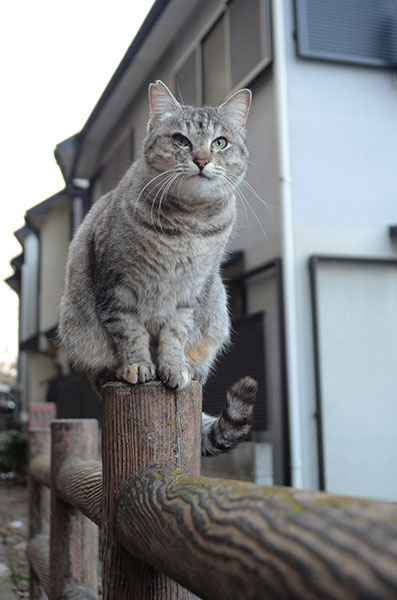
0,0 -> 155,369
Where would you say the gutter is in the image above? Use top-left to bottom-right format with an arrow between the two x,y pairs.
271,0 -> 304,488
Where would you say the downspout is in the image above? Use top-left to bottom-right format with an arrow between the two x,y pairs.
271,0 -> 304,487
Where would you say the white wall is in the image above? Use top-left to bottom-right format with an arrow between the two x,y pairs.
284,0 -> 397,492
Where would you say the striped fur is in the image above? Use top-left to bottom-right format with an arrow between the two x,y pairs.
59,81 -> 257,456
202,377 -> 258,456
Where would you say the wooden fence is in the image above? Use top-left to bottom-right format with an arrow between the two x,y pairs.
27,381 -> 397,599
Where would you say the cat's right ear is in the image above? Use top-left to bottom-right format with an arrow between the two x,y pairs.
148,80 -> 180,129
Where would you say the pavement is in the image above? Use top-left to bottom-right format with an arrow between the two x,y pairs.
0,484 -> 29,599
0,536 -> 16,599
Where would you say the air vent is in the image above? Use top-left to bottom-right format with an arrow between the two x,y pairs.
295,0 -> 397,67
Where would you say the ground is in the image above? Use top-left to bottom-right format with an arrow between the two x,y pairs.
0,483 -> 29,598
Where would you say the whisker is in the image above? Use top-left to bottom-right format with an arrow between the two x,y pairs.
134,168 -> 179,216
228,174 -> 275,210
150,174 -> 176,231
157,174 -> 181,232
220,176 -> 249,227
222,175 -> 267,239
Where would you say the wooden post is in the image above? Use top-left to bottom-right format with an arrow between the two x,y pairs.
28,428 -> 51,600
101,381 -> 202,600
50,419 -> 99,600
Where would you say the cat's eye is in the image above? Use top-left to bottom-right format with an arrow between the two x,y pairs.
172,133 -> 191,148
211,137 -> 228,150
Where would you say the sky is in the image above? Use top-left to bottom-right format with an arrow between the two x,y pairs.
0,0 -> 155,370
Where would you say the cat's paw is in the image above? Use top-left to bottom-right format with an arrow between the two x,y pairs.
158,363 -> 192,390
191,366 -> 209,385
118,362 -> 156,384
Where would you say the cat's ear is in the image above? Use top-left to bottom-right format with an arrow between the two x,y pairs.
148,80 -> 180,124
219,89 -> 252,129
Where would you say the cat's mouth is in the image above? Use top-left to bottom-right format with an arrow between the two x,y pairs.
196,171 -> 211,180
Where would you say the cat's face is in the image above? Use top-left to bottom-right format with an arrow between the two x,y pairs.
143,81 -> 251,199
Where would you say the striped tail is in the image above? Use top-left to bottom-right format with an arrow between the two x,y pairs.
201,376 -> 258,456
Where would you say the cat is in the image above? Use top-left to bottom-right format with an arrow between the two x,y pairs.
59,80 -> 257,456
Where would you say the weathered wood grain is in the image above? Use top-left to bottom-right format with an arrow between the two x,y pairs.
102,381 -> 202,600
50,419 -> 99,600
116,467 -> 397,600
55,458 -> 102,526
28,429 -> 51,600
27,533 -> 51,598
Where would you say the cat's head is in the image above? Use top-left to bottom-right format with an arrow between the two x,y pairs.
143,80 -> 251,199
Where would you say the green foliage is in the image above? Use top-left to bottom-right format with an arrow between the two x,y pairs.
10,569 -> 28,584
0,430 -> 27,484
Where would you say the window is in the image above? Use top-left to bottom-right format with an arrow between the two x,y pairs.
174,0 -> 271,105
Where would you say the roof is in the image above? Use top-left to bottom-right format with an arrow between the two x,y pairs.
55,0 -> 203,182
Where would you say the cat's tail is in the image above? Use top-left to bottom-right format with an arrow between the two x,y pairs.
201,376 -> 257,456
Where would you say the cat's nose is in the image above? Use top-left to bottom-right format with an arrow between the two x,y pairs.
194,158 -> 210,171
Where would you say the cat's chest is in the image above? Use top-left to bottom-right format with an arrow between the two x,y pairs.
133,237 -> 218,317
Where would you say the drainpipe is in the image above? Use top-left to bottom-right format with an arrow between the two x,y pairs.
271,0 -> 304,488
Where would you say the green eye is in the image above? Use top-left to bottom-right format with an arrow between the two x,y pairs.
211,137 -> 228,150
172,133 -> 191,148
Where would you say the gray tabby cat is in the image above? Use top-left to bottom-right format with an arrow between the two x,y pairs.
59,80 -> 257,456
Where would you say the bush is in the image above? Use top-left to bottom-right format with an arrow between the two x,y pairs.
0,431 -> 27,484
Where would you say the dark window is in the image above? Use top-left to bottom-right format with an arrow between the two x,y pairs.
203,312 -> 268,431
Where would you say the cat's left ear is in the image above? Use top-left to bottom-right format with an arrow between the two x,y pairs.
148,80 -> 180,125
219,89 -> 252,129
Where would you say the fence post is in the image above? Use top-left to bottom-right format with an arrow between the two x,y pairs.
28,428 -> 51,600
50,419 -> 99,600
102,380 -> 202,600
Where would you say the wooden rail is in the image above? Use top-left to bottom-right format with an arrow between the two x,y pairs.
27,383 -> 397,600
116,467 -> 397,599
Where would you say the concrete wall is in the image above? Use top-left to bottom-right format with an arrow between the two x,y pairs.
39,199 -> 70,332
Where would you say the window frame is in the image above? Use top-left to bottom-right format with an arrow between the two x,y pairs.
172,0 -> 272,105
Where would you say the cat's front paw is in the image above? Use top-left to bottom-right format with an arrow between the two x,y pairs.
118,362 -> 156,385
192,365 -> 210,385
158,363 -> 192,390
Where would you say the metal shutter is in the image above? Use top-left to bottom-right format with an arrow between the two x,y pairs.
295,0 -> 397,67
203,312 -> 268,431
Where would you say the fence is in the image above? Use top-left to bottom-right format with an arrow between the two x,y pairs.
27,381 -> 397,599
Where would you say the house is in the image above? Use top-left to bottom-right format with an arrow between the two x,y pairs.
7,0 -> 397,498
